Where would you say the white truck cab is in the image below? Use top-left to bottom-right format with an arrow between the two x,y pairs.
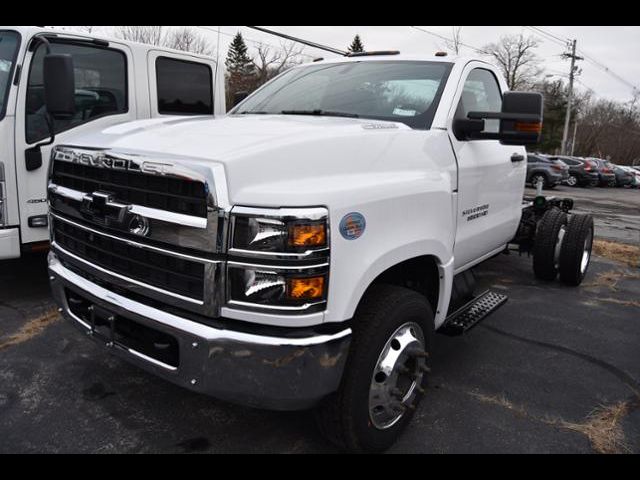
0,26 -> 225,259
45,52 -> 593,452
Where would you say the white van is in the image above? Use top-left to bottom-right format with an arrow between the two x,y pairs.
0,26 -> 225,259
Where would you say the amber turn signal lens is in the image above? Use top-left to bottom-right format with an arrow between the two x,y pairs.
287,276 -> 325,300
289,223 -> 326,248
515,122 -> 542,134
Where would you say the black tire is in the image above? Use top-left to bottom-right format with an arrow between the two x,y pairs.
567,175 -> 579,187
559,214 -> 594,286
533,208 -> 568,281
315,284 -> 434,453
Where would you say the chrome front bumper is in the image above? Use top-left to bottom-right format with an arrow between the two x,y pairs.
48,253 -> 351,411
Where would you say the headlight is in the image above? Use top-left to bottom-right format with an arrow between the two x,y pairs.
231,207 -> 328,253
228,206 -> 329,313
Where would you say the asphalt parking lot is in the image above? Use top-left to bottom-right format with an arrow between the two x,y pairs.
0,186 -> 638,453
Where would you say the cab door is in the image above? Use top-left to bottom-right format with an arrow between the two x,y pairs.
14,37 -> 136,246
448,64 -> 527,271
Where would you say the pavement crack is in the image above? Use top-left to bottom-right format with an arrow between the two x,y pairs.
479,324 -> 640,396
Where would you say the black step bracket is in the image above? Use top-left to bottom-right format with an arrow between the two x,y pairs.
440,290 -> 508,336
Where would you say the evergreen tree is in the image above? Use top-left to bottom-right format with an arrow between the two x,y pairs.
348,35 -> 365,53
225,32 -> 256,110
225,32 -> 254,76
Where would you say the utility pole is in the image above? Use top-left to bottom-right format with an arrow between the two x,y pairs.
570,119 -> 579,156
561,39 -> 583,155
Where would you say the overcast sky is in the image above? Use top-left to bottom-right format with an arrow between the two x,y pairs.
196,26 -> 640,103
80,26 -> 639,103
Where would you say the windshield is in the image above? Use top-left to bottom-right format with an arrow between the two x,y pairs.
235,61 -> 453,129
0,31 -> 20,119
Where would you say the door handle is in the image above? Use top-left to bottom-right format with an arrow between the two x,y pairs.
511,153 -> 525,163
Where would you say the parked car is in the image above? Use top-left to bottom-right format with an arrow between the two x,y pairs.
549,156 -> 599,187
526,154 -> 569,189
618,165 -> 640,188
588,158 -> 617,187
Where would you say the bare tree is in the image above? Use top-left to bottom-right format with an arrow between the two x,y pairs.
482,34 -> 543,90
165,27 -> 214,55
445,26 -> 463,55
252,41 -> 305,86
115,26 -> 164,46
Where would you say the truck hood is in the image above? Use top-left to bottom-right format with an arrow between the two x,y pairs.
67,115 -> 452,207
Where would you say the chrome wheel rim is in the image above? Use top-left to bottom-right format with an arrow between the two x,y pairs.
567,176 -> 578,186
581,228 -> 593,274
368,322 -> 427,430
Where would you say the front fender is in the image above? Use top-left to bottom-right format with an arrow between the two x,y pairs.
325,184 -> 455,328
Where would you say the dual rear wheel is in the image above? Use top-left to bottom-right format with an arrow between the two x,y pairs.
533,209 -> 594,285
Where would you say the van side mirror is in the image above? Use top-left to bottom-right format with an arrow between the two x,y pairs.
453,92 -> 543,146
43,53 -> 76,119
233,91 -> 249,108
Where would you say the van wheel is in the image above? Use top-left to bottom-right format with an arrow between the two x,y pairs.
315,284 -> 434,453
559,214 -> 594,286
533,208 -> 568,281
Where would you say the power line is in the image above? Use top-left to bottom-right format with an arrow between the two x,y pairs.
409,26 -> 488,55
527,26 -> 570,46
196,26 -> 318,60
522,26 -> 567,48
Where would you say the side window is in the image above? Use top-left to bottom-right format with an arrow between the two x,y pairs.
455,68 -> 503,134
156,57 -> 213,115
26,42 -> 128,144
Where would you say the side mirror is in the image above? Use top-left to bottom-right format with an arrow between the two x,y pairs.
497,92 -> 544,146
454,92 -> 543,146
43,53 -> 75,119
233,91 -> 249,108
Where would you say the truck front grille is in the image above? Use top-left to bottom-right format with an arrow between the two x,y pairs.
51,160 -> 208,218
53,218 -> 205,301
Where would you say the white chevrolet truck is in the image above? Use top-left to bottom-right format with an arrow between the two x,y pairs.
44,51 -> 594,452
0,26 -> 225,260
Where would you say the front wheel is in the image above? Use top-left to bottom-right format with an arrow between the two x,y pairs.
315,284 -> 434,453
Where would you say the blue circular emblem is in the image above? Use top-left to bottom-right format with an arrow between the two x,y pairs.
340,212 -> 366,240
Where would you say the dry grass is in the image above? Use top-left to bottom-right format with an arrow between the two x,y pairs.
593,240 -> 640,268
0,309 -> 60,351
468,391 -> 529,418
557,402 -> 631,454
599,297 -> 640,309
467,389 -> 636,454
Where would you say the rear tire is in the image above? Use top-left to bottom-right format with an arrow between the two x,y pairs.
315,284 -> 434,453
533,208 -> 568,281
559,214 -> 594,286
567,175 -> 579,187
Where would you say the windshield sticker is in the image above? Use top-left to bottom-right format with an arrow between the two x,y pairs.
392,108 -> 417,117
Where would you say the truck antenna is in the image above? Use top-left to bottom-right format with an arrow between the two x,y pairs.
246,26 -> 348,56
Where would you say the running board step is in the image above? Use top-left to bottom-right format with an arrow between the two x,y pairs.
440,290 -> 508,336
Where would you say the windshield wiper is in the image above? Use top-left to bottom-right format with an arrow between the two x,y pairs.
280,109 -> 360,118
236,111 -> 270,115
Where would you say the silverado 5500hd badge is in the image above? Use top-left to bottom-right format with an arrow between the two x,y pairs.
462,204 -> 490,222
